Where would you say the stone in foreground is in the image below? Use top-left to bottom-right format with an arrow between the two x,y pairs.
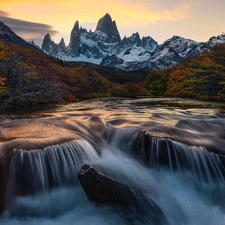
78,164 -> 166,224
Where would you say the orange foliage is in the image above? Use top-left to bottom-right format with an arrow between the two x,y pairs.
0,77 -> 7,94
165,44 -> 225,100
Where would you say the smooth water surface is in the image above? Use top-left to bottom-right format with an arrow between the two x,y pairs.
0,98 -> 225,225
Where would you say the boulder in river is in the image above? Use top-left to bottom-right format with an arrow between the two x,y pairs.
78,164 -> 166,224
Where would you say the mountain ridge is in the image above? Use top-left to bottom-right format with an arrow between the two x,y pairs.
1,20 -> 225,108
0,21 -> 151,109
40,13 -> 225,71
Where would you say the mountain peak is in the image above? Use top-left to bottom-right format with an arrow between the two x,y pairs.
58,38 -> 66,50
59,38 -> 65,44
103,13 -> 111,19
0,21 -> 14,34
95,14 -> 121,43
208,34 -> 225,47
73,21 -> 79,32
0,21 -> 32,47
45,33 -> 51,40
69,20 -> 80,56
41,33 -> 53,52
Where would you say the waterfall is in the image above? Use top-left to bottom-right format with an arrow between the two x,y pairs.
133,131 -> 225,183
1,99 -> 225,225
6,139 -> 99,211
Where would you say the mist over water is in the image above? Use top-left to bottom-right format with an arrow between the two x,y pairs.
1,98 -> 225,225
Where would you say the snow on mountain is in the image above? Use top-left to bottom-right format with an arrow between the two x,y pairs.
157,36 -> 208,58
57,52 -> 102,64
118,46 -> 151,62
208,34 -> 225,47
146,36 -> 209,70
40,14 -> 225,71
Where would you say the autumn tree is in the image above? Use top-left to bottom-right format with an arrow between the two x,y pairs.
0,41 -> 64,108
145,69 -> 170,96
165,44 -> 225,100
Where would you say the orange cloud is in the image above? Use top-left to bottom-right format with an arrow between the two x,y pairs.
0,10 -> 58,44
0,0 -> 193,44
1,0 -> 191,24
3,0 -> 216,45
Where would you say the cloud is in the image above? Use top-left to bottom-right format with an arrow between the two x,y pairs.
118,1 -> 191,24
0,10 -> 58,45
0,10 -> 10,17
2,0 -> 223,45
67,0 -> 191,29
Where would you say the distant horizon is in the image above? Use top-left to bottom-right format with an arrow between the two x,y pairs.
0,0 -> 225,46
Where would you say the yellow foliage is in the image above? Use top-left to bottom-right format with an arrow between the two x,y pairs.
0,41 -> 14,61
0,76 -> 8,94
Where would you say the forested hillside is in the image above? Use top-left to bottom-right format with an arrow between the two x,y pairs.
1,19 -> 225,110
145,44 -> 225,101
0,39 -> 147,109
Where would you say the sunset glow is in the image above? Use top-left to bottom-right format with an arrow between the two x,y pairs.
0,0 -> 225,45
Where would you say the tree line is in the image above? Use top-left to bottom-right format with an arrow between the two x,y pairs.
1,39 -> 225,109
145,44 -> 225,101
0,40 -> 147,109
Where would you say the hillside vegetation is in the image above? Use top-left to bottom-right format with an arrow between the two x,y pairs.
145,44 -> 225,100
1,36 -> 225,109
0,40 -> 147,109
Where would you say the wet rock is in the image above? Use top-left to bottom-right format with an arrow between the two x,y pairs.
132,130 -> 180,167
78,164 -> 166,224
132,130 -> 225,181
0,148 -> 14,214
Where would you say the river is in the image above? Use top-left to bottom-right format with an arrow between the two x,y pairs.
0,98 -> 225,225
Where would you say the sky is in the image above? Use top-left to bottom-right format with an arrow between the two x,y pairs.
0,0 -> 225,46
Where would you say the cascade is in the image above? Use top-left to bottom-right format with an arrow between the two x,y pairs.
6,139 -> 99,211
133,131 -> 225,183
1,99 -> 225,225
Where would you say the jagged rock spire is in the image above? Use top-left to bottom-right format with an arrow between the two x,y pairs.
69,20 -> 80,56
41,33 -> 52,52
95,13 -> 121,43
58,38 -> 66,51
72,21 -> 79,33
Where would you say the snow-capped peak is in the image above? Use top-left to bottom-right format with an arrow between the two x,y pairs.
40,14 -> 225,71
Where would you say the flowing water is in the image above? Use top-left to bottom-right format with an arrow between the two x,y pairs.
0,98 -> 225,225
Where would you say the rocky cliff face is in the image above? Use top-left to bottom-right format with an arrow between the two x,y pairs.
58,38 -> 66,51
41,33 -> 65,56
41,33 -> 52,52
69,21 -> 80,56
40,14 -> 225,71
147,36 -> 208,70
95,13 -> 121,43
